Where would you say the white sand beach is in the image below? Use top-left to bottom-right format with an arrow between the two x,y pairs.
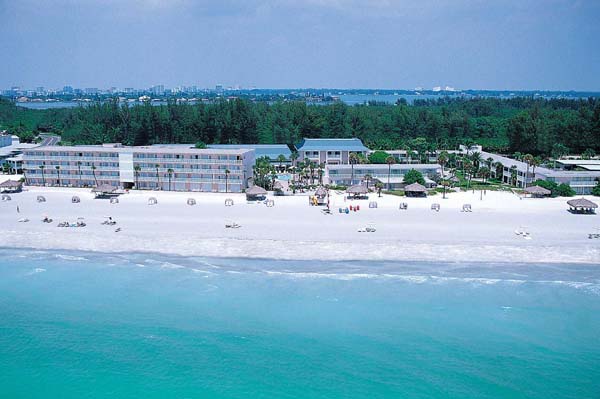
1,181 -> 599,264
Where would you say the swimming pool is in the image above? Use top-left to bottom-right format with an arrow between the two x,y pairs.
277,174 -> 292,181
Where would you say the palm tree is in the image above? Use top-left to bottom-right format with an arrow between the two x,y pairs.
349,152 -> 359,185
77,161 -> 82,187
39,165 -> 46,186
531,156 -> 541,182
509,165 -> 518,186
486,157 -> 494,172
493,161 -> 504,181
318,163 -> 325,185
91,164 -> 98,187
464,160 -> 473,190
522,154 -> 534,187
290,151 -> 299,168
155,164 -> 160,190
167,168 -> 174,191
385,155 -> 395,190
470,151 -> 482,174
364,174 -> 372,190
441,179 -> 450,199
277,154 -> 286,172
224,169 -> 230,193
375,182 -> 384,197
55,165 -> 61,186
134,165 -> 141,189
479,166 -> 490,184
437,151 -> 449,177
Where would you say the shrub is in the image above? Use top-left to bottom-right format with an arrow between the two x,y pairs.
403,169 -> 425,185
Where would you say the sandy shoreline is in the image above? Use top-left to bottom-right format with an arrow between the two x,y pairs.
1,184 -> 599,264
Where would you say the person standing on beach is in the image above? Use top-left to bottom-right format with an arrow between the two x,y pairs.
16,205 -> 20,213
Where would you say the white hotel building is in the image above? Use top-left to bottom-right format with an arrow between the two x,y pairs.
23,144 -> 255,193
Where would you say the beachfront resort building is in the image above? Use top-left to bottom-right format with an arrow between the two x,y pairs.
481,151 -> 600,194
207,144 -> 292,168
296,138 -> 369,165
0,132 -> 41,174
22,144 -> 255,193
326,163 -> 441,189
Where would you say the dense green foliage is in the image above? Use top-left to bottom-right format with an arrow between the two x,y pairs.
1,96 -> 599,155
533,180 -> 576,197
403,169 -> 426,186
591,181 -> 600,197
368,150 -> 391,164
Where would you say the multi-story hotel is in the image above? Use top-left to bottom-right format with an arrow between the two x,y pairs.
23,144 -> 255,193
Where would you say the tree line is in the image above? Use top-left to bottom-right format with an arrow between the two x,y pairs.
1,96 -> 599,156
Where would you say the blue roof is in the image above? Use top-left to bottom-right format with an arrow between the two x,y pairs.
207,144 -> 292,161
296,138 -> 369,152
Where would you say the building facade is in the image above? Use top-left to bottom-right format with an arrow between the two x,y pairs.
207,144 -> 292,168
23,144 -> 255,193
326,163 -> 441,189
296,138 -> 369,165
481,151 -> 600,194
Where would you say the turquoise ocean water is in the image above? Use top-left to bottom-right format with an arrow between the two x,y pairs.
1,248 -> 599,398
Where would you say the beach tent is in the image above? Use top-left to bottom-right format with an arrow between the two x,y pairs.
567,198 -> 598,214
0,179 -> 23,193
37,195 -> 46,203
524,185 -> 551,198
404,183 -> 428,197
246,185 -> 267,201
148,197 -> 158,205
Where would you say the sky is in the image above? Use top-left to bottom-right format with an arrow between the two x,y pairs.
1,0 -> 599,91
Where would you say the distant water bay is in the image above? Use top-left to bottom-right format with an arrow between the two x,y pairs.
1,248 -> 599,398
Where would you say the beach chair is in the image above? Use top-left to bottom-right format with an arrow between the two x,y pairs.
224,198 -> 234,206
369,201 -> 378,209
431,203 -> 440,212
187,198 -> 196,206
462,204 -> 472,212
1,194 -> 11,201
110,197 -> 119,204
265,199 -> 275,207
148,197 -> 158,205
399,202 -> 408,210
71,196 -> 80,203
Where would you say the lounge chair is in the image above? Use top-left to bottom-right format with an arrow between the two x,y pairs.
399,203 -> 408,210
431,203 -> 440,212
462,204 -> 472,212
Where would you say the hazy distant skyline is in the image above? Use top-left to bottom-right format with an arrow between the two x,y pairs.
1,0 -> 599,91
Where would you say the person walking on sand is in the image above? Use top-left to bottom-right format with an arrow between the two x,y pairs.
16,205 -> 20,213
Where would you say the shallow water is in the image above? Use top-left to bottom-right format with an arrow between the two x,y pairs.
1,248 -> 599,398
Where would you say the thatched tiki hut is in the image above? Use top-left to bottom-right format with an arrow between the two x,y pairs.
0,179 -> 23,193
567,198 -> 598,214
246,185 -> 267,201
273,181 -> 284,196
524,185 -> 551,198
404,183 -> 427,197
92,184 -> 119,198
347,184 -> 368,199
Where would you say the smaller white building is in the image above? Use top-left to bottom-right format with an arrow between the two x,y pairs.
326,163 -> 441,189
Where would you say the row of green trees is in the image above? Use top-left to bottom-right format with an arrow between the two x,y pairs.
2,96 -> 600,156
